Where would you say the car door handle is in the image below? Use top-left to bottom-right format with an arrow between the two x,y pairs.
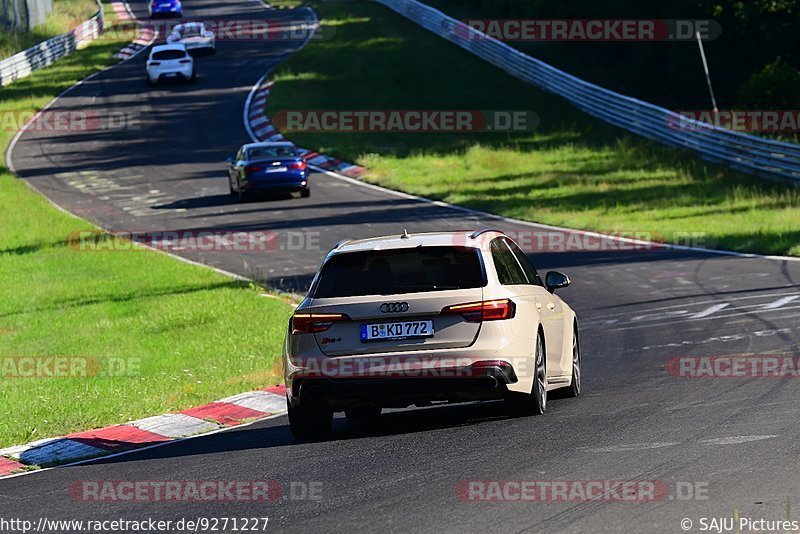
536,302 -> 542,310
547,303 -> 555,311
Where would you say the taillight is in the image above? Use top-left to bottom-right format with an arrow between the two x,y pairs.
179,59 -> 191,63
148,61 -> 161,66
290,160 -> 307,170
244,164 -> 265,174
291,312 -> 350,334
441,299 -> 515,322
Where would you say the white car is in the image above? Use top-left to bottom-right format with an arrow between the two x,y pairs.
146,44 -> 195,85
283,229 -> 581,439
166,22 -> 216,54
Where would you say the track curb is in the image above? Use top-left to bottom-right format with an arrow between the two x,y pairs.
110,0 -> 157,60
242,8 -> 367,179
0,386 -> 287,478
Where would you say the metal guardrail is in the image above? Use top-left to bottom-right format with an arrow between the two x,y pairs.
375,0 -> 800,183
0,0 -> 103,87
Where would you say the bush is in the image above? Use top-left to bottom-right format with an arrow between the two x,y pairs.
737,57 -> 800,109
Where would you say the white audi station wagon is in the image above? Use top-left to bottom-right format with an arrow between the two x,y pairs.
283,229 -> 581,439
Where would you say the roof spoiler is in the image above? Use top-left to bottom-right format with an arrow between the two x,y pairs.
469,228 -> 504,239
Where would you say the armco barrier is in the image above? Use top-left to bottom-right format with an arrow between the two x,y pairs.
374,0 -> 800,183
0,0 -> 103,87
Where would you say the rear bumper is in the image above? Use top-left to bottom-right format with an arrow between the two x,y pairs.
183,40 -> 215,50
288,360 -> 518,409
147,66 -> 193,82
150,8 -> 181,17
241,175 -> 308,192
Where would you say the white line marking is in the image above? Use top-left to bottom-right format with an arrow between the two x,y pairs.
590,290 -> 800,319
699,435 -> 777,446
690,303 -> 730,318
611,304 -> 800,331
761,295 -> 800,309
580,442 -> 680,453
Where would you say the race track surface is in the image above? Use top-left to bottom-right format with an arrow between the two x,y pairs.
4,0 -> 800,531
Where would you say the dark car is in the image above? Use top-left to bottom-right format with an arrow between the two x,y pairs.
149,0 -> 182,18
227,142 -> 310,201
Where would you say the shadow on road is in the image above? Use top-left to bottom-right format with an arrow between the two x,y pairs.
73,401 -> 527,468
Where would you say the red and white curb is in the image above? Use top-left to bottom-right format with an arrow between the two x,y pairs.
245,77 -> 366,179
0,386 -> 287,477
111,0 -> 157,60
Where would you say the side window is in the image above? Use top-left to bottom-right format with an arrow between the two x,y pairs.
506,238 -> 544,287
490,238 -> 527,285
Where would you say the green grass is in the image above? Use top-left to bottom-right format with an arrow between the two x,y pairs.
1,0 -> 100,59
0,3 -> 295,447
266,0 -> 304,8
267,1 -> 800,256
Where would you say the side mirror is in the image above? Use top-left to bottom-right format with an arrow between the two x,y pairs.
545,271 -> 571,293
226,156 -> 234,164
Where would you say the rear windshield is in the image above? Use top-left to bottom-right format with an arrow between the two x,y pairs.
248,146 -> 296,159
152,50 -> 186,60
181,26 -> 201,38
312,246 -> 486,298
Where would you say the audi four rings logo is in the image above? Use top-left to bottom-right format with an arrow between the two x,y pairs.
380,302 -> 409,313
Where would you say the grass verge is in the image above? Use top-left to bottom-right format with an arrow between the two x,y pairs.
1,0 -> 100,60
267,1 -> 800,256
0,2 -> 294,448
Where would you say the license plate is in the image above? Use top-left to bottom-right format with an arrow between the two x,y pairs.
360,320 -> 434,342
266,166 -> 287,173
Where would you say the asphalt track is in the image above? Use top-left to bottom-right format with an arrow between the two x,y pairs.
3,0 -> 800,532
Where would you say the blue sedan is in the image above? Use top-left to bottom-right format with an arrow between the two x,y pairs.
149,0 -> 182,18
227,142 -> 310,201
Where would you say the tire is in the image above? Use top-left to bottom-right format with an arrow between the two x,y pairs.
564,326 -> 581,398
234,180 -> 247,202
189,70 -> 197,83
300,188 -> 310,198
345,406 -> 381,428
146,77 -> 155,87
505,330 -> 547,417
288,401 -> 333,440
228,178 -> 236,197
